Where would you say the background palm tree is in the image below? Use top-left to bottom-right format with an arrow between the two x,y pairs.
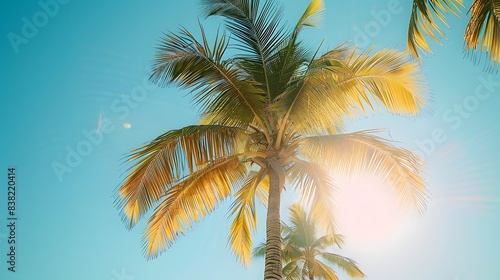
115,0 -> 428,279
254,204 -> 365,280
407,0 -> 500,68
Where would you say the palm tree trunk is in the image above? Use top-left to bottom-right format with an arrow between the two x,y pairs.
308,267 -> 314,280
306,258 -> 314,280
264,169 -> 283,280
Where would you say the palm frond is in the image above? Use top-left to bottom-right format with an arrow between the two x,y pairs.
282,242 -> 303,263
320,253 -> 366,278
286,203 -> 316,248
295,0 -> 325,30
407,0 -> 464,58
312,259 -> 340,280
252,241 -> 267,258
116,125 -> 247,229
150,23 -> 266,128
465,0 -> 500,67
265,38 -> 310,105
262,0 -> 324,106
228,168 -> 269,266
142,156 -> 248,259
300,131 -> 427,212
282,261 -> 302,280
310,234 -> 345,250
282,47 -> 428,134
288,160 -> 338,235
201,0 -> 288,100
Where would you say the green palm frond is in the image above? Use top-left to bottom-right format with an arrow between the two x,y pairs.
151,23 -> 266,129
281,47 -> 427,134
286,203 -> 316,249
117,125 -> 247,228
143,155 -> 248,259
252,241 -> 268,258
282,243 -> 303,264
202,0 -> 287,100
310,234 -> 345,251
266,0 -> 324,101
228,168 -> 269,266
407,0 -> 464,58
282,261 -> 302,280
301,130 -> 427,212
465,0 -> 500,66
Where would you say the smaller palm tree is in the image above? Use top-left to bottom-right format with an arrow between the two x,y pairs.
254,204 -> 365,280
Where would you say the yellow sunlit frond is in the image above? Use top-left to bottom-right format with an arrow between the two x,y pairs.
407,0 -> 464,58
313,260 -> 340,280
143,156 -> 248,259
465,0 -> 500,67
116,125 -> 247,229
296,0 -> 325,29
289,160 -> 338,235
320,253 -> 365,278
288,48 -> 427,134
301,131 -> 427,213
227,168 -> 269,266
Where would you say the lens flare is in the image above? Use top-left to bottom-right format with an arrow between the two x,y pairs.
335,174 -> 407,244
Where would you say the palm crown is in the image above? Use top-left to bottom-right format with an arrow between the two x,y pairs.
115,0 -> 428,279
254,204 -> 366,280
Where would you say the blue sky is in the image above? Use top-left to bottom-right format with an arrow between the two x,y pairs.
0,0 -> 499,279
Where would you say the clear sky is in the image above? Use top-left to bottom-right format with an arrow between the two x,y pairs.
1,0 -> 499,279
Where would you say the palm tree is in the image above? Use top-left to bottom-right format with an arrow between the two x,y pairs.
407,0 -> 500,68
115,0 -> 428,279
253,204 -> 365,280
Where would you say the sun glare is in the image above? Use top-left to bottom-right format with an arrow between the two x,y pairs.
335,174 -> 406,244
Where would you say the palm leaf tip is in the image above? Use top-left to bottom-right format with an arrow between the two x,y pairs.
297,0 -> 326,28
321,253 -> 366,278
407,0 -> 465,58
123,199 -> 140,226
464,0 -> 500,68
228,170 -> 269,266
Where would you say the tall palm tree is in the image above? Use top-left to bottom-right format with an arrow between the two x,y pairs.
407,0 -> 500,68
115,0 -> 428,279
253,204 -> 365,280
